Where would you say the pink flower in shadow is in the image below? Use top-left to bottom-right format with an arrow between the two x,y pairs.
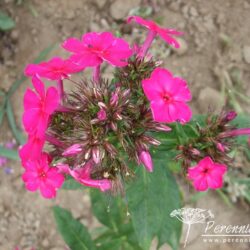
142,68 -> 192,123
188,156 -> 227,191
22,153 -> 64,199
57,160 -> 111,192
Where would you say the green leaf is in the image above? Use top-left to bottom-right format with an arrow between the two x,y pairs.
232,114 -> 250,128
0,146 -> 19,160
0,11 -> 15,31
53,206 -> 96,250
126,162 -> 182,250
62,177 -> 85,190
0,89 -> 6,126
90,189 -> 125,233
96,238 -> 123,250
6,100 -> 25,144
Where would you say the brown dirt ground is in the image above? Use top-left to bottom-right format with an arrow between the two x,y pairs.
0,0 -> 250,249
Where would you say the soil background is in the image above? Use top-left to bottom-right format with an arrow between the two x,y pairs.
0,0 -> 250,249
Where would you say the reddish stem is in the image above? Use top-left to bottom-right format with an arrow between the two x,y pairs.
139,30 -> 157,58
93,65 -> 101,83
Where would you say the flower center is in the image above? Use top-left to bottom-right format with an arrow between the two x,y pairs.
202,167 -> 210,174
39,170 -> 47,179
162,93 -> 171,103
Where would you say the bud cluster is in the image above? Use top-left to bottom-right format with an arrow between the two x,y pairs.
176,110 -> 249,171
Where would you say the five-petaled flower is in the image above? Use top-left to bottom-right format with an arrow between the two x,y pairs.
23,76 -> 59,137
22,153 -> 64,199
188,156 -> 227,191
142,68 -> 192,123
25,57 -> 84,81
62,32 -> 132,68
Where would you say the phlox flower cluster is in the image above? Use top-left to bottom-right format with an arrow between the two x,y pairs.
19,16 -> 249,198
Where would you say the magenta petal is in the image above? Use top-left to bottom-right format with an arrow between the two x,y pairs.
158,30 -> 180,48
206,175 -> 223,189
23,108 -> 41,133
150,68 -> 174,93
23,89 -> 40,111
80,178 -> 111,192
46,168 -> 65,188
188,167 -> 201,180
70,53 -> 102,67
193,177 -> 208,191
24,64 -> 41,77
22,171 -> 38,181
45,87 -> 59,114
127,16 -> 155,31
40,182 -> 56,199
32,76 -> 45,98
198,156 -> 214,168
62,144 -> 82,156
150,99 -> 171,123
168,102 -> 192,123
139,151 -> 153,172
142,78 -> 163,101
172,77 -> 192,102
56,163 -> 71,174
62,37 -> 85,53
25,180 -> 40,192
102,54 -> 128,67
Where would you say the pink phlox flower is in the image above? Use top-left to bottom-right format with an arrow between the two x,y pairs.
188,156 -> 227,192
23,76 -> 59,137
22,153 -> 64,199
139,150 -> 153,172
25,57 -> 84,80
127,16 -> 183,48
142,68 -> 192,123
57,161 -> 111,192
62,144 -> 82,156
62,32 -> 132,67
19,135 -> 45,164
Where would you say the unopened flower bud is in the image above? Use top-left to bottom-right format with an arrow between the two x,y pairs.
220,128 -> 250,138
222,111 -> 237,123
110,93 -> 119,107
104,142 -> 117,157
97,108 -> 107,121
93,88 -> 102,99
155,124 -> 172,132
62,144 -> 82,156
98,102 -> 107,109
216,142 -> 225,153
92,147 -> 101,164
110,122 -> 118,132
114,112 -> 122,120
190,148 -> 200,156
139,150 -> 153,172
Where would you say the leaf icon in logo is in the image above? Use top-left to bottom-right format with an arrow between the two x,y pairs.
170,208 -> 214,247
